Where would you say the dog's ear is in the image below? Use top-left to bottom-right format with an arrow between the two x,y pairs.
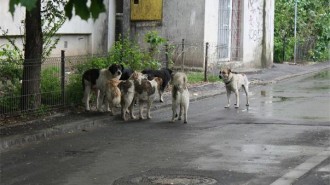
120,64 -> 124,70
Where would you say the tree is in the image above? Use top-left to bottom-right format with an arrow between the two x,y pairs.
274,0 -> 329,62
8,0 -> 106,111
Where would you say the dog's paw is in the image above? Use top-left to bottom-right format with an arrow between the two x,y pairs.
224,105 -> 230,108
235,106 -> 239,109
246,104 -> 249,106
169,120 -> 175,123
183,121 -> 187,124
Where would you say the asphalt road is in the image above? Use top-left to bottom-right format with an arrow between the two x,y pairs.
0,70 -> 329,185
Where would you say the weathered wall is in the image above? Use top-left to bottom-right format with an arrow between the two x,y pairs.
125,0 -> 206,67
242,0 -> 274,68
0,0 -> 116,57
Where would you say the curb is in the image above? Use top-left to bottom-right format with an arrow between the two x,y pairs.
1,64 -> 329,152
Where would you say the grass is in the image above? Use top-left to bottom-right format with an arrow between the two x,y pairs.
187,72 -> 220,84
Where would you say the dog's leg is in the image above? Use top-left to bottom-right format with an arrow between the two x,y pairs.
159,91 -> 164,103
139,100 -> 145,120
109,103 -> 115,116
97,90 -> 103,111
83,86 -> 91,111
170,102 -> 178,123
235,90 -> 240,108
225,91 -> 231,108
147,100 -> 152,119
129,97 -> 136,119
243,85 -> 249,106
178,104 -> 183,120
183,103 -> 188,124
183,94 -> 189,124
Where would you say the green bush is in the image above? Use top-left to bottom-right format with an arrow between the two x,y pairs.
41,66 -> 61,105
66,73 -> 84,106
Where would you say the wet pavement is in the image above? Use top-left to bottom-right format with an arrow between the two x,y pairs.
0,62 -> 329,185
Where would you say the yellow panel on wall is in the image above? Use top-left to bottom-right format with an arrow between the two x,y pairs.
131,0 -> 163,21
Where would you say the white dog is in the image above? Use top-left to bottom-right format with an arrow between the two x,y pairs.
170,72 -> 190,124
219,68 -> 249,108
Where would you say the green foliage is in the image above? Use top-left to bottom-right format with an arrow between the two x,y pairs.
187,72 -> 219,84
109,35 -> 161,70
275,0 -> 329,62
41,0 -> 66,58
144,30 -> 166,54
9,0 -> 106,20
41,67 -> 61,104
0,44 -> 23,83
66,73 -> 83,105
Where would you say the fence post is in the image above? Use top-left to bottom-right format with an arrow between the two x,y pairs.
165,43 -> 169,69
204,42 -> 209,82
61,50 -> 65,106
181,39 -> 185,71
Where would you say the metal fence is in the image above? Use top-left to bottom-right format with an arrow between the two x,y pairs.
0,41 -> 226,118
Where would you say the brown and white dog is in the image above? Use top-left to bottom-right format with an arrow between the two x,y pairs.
82,64 -> 123,111
219,68 -> 249,108
134,77 -> 163,120
118,71 -> 147,121
105,78 -> 122,116
170,72 -> 190,124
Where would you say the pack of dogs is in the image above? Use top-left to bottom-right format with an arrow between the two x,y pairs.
82,64 -> 250,124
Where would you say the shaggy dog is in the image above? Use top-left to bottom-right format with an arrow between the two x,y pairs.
219,68 -> 250,108
82,64 -> 123,111
142,68 -> 173,102
170,72 -> 190,124
105,78 -> 122,116
134,77 -> 163,119
118,71 -> 147,121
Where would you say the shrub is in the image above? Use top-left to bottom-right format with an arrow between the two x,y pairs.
41,66 -> 61,105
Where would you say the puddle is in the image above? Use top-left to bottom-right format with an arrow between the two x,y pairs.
250,70 -> 330,122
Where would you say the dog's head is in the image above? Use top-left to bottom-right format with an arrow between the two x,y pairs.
219,68 -> 231,80
108,64 -> 124,78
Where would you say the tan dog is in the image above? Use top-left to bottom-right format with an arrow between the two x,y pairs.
134,77 -> 163,119
219,68 -> 249,108
105,78 -> 122,116
170,72 -> 190,123
119,71 -> 147,121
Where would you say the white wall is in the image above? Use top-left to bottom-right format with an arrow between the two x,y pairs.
0,0 -> 115,57
242,0 -> 274,67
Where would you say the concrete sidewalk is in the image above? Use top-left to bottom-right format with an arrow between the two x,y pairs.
1,62 -> 329,151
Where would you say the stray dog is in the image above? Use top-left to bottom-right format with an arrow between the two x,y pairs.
120,68 -> 134,80
119,71 -> 147,121
142,68 -> 173,102
105,78 -> 122,116
82,64 -> 123,111
134,77 -> 163,119
170,72 -> 189,123
219,68 -> 249,108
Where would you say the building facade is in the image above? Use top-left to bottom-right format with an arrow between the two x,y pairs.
1,0 -> 274,68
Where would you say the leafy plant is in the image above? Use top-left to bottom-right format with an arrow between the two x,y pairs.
274,0 -> 329,62
41,66 -> 61,105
